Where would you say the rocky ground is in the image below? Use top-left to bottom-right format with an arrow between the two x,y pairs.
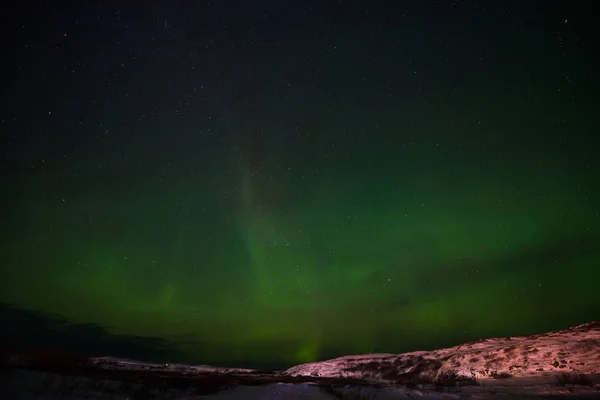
1,321 -> 599,399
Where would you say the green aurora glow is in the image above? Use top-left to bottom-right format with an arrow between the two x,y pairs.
1,1 -> 598,369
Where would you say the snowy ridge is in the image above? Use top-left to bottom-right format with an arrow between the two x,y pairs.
284,321 -> 600,382
88,356 -> 258,375
2,322 -> 599,399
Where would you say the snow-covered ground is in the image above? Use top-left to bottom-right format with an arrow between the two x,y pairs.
1,321 -> 599,399
285,321 -> 600,382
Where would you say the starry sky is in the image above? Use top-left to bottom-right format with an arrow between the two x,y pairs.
1,1 -> 599,370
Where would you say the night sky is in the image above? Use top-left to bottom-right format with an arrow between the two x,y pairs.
1,1 -> 598,370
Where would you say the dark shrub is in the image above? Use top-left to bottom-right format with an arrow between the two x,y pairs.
555,373 -> 593,386
433,370 -> 478,391
490,371 -> 512,379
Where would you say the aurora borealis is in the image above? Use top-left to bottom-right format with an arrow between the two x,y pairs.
1,1 -> 598,369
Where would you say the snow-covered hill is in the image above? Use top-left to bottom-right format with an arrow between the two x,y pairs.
285,321 -> 600,384
1,321 -> 599,399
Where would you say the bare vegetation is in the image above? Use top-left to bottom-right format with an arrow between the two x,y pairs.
433,370 -> 478,391
490,371 -> 512,379
555,372 -> 593,386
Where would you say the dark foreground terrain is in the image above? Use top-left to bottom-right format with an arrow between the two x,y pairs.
2,321 -> 599,399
